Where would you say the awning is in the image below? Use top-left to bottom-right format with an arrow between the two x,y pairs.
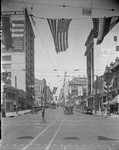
103,95 -> 119,105
109,95 -> 119,105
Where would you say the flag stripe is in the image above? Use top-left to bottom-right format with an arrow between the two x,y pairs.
47,18 -> 71,53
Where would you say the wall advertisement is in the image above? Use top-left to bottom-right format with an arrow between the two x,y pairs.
11,20 -> 24,52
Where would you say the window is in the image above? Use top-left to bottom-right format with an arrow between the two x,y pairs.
2,64 -> 11,70
116,46 -> 119,51
2,55 -> 11,61
114,36 -> 117,42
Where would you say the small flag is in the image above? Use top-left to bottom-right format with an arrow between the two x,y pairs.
93,16 -> 119,45
47,18 -> 72,53
52,87 -> 58,95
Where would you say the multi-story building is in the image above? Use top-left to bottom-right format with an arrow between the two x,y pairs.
46,86 -> 52,104
85,26 -> 119,110
1,8 -> 35,111
35,78 -> 47,106
69,76 -> 87,104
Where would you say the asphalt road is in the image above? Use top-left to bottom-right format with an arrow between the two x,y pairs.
1,107 -> 119,150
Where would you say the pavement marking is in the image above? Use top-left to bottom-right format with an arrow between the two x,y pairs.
22,114 -> 62,150
45,118 -> 65,150
83,145 -> 86,146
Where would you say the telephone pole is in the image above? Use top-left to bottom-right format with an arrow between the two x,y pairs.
15,76 -> 18,114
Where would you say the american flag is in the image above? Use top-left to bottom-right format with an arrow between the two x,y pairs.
93,16 -> 119,45
47,18 -> 72,53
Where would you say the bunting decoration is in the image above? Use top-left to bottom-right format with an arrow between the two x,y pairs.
93,16 -> 119,45
47,18 -> 72,53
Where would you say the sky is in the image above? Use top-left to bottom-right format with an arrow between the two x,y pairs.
1,0 -> 119,95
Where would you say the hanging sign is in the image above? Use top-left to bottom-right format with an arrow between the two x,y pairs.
82,8 -> 92,16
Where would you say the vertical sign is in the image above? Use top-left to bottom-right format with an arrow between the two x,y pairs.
11,20 -> 24,52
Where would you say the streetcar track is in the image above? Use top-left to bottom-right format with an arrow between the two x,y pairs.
22,114 -> 63,150
45,118 -> 65,150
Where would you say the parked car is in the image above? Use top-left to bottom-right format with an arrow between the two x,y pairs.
85,106 -> 93,115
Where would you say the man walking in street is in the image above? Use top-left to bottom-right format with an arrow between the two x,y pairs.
41,107 -> 46,123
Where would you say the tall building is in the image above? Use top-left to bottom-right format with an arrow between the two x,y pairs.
69,76 -> 87,98
85,24 -> 119,110
35,78 -> 47,106
1,8 -> 35,109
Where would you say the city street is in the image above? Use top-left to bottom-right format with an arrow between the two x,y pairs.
1,107 -> 119,150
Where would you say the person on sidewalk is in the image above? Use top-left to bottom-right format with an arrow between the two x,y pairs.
1,105 -> 6,117
41,107 -> 46,123
101,107 -> 104,117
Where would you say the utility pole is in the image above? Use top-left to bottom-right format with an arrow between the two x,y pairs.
95,76 -> 98,114
15,76 -> 18,114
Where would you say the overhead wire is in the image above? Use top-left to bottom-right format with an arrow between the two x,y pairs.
2,0 -> 118,80
7,0 -> 119,12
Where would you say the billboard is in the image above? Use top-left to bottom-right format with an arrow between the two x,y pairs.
11,20 -> 24,52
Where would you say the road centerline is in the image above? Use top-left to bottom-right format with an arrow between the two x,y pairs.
45,118 -> 65,150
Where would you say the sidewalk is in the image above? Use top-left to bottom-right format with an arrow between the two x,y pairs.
94,111 -> 119,119
5,110 -> 30,118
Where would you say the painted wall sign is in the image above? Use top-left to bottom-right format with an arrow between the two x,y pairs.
11,20 -> 24,52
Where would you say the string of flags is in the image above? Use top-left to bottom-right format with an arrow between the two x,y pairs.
30,14 -> 119,53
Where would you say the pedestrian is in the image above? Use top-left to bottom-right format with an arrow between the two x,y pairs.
101,107 -> 104,117
41,107 -> 46,123
1,105 -> 6,117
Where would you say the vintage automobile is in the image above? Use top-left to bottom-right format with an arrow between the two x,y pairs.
84,106 -> 93,115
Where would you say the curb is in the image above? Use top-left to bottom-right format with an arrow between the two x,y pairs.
5,111 -> 30,118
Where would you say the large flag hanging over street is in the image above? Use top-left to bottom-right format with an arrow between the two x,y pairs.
93,16 -> 119,45
47,18 -> 72,53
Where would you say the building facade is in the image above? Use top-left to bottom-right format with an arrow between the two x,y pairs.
1,8 -> 35,111
35,78 -> 47,106
85,27 -> 119,112
69,76 -> 87,104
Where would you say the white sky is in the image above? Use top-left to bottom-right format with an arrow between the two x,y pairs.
1,0 -> 119,95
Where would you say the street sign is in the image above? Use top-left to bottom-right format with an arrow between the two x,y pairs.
82,8 -> 92,16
